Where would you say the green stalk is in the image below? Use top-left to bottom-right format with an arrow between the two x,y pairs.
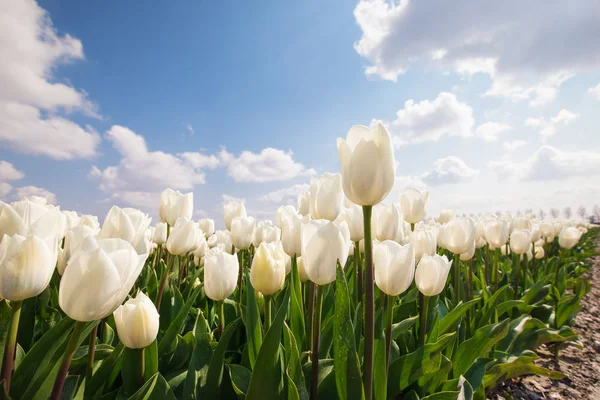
465,259 -> 473,337
50,321 -> 86,400
264,295 -> 272,333
218,301 -> 225,336
494,248 -> 500,292
136,348 -> 145,388
362,205 -> 374,400
310,285 -> 324,400
384,295 -> 394,374
307,282 -> 315,352
237,250 -> 244,310
418,293 -> 430,346
85,323 -> 99,386
153,245 -> 162,271
155,253 -> 175,308
355,241 -> 363,312
0,300 -> 22,393
513,253 -> 520,299
453,253 -> 461,305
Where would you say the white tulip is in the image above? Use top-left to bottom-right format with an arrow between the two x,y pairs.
534,246 -> 545,259
484,219 -> 509,249
400,188 -> 429,224
558,227 -> 582,249
0,200 -> 66,239
442,217 -> 476,255
159,189 -> 193,226
281,212 -> 303,256
0,234 -> 59,301
192,231 -> 208,258
224,201 -> 247,231
373,241 -> 415,296
337,123 -> 395,206
276,205 -> 297,229
409,229 -> 437,261
374,203 -> 403,242
301,220 -> 351,286
59,238 -> 147,321
298,192 -> 310,216
437,209 -> 456,224
297,256 -> 308,282
501,244 -> 511,256
510,229 -> 532,255
79,214 -> 100,230
415,254 -> 452,296
153,222 -> 168,245
166,217 -> 198,255
113,292 -> 159,349
512,215 -> 532,232
199,219 -> 215,237
250,242 -> 287,295
99,206 -> 152,255
231,216 -> 255,250
58,225 -> 98,275
204,247 -> 239,301
339,205 -> 364,242
63,211 -> 80,230
310,173 -> 344,221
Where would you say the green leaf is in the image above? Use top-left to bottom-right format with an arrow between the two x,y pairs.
10,317 -> 75,398
127,372 -> 177,400
144,340 -> 159,381
85,342 -> 125,397
474,285 -> 510,328
483,351 -> 564,389
302,359 -> 334,393
246,286 -> 291,400
0,301 -> 13,365
158,284 -> 201,356
198,318 -> 241,397
452,319 -> 510,378
122,348 -> 146,397
387,333 -> 456,398
289,256 -> 306,351
229,364 -> 252,396
70,344 -> 114,369
434,298 -> 479,339
333,264 -> 365,400
16,297 -> 36,353
244,270 -> 263,370
283,324 -> 309,400
373,309 -> 386,400
391,316 -> 419,340
421,392 -> 460,400
183,311 -> 213,400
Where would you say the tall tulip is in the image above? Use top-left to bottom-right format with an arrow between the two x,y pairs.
339,205 -> 364,243
373,241 -> 415,297
199,218 -> 215,237
374,203 -> 403,242
205,247 -> 239,334
224,201 -> 247,231
400,188 -> 429,225
99,206 -> 152,255
301,220 -> 351,286
483,218 -> 510,249
114,292 -> 159,349
80,214 -> 100,230
442,217 -> 476,255
159,189 -> 193,226
512,215 -> 532,232
281,212 -> 303,257
276,205 -> 297,229
231,216 -> 255,250
166,217 -> 198,256
409,229 -> 437,261
0,200 -> 66,239
510,229 -> 532,255
58,225 -> 98,275
298,191 -> 310,216
152,222 -> 167,245
437,209 -> 456,224
558,227 -> 582,249
309,173 -> 344,221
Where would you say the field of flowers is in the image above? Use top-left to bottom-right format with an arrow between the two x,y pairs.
0,124 -> 596,400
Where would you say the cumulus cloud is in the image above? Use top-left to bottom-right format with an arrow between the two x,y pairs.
380,92 -> 474,146
502,140 -> 527,152
0,161 -> 25,181
0,0 -> 101,159
15,185 -> 57,204
588,82 -> 600,99
489,145 -> 600,181
353,0 -> 600,105
0,183 -> 12,198
475,122 -> 512,142
524,109 -> 578,139
420,156 -> 478,185
259,183 -> 310,204
219,148 -> 315,183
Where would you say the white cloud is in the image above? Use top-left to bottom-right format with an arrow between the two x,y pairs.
588,82 -> 600,99
0,161 -> 25,181
186,123 -> 194,135
194,209 -> 208,218
524,109 -> 578,139
219,148 -> 315,183
0,0 -> 101,159
222,194 -> 246,204
110,191 -> 157,210
381,92 -> 474,145
15,185 -> 57,204
259,183 -> 310,204
177,152 -> 221,169
0,183 -> 12,198
502,140 -> 527,152
353,0 -> 600,105
489,145 -> 600,181
475,122 -> 512,142
420,156 -> 478,185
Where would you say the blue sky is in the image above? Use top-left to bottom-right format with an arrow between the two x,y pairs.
1,0 -> 600,227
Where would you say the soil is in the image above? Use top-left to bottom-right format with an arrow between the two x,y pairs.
489,242 -> 600,399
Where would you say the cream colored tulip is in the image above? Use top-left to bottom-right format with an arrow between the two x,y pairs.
224,201 -> 247,231
483,219 -> 509,249
339,205 -> 364,242
166,217 -> 198,255
373,241 -> 415,296
113,292 -> 159,349
0,200 -> 66,239
99,206 -> 152,255
199,219 -> 215,237
374,203 -> 403,242
510,229 -> 532,255
337,123 -> 395,206
409,229 -> 437,261
437,209 -> 456,224
231,216 -> 255,250
281,212 -> 302,256
558,227 -> 582,249
309,173 -> 344,221
204,247 -> 239,301
298,192 -> 310,216
301,219 -> 351,285
58,225 -> 98,275
415,254 -> 452,296
159,189 -> 193,226
153,222 -> 168,245
250,242 -> 287,295
442,217 -> 476,255
400,188 -> 429,224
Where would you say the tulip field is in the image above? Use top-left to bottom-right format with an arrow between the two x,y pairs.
0,124 -> 598,400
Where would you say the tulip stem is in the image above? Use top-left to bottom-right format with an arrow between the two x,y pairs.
465,259 -> 473,337
310,284 -> 323,400
153,245 -> 162,271
418,293 -> 430,346
453,253 -> 461,306
155,252 -> 175,309
136,348 -> 145,388
1,300 -> 22,393
264,295 -> 272,333
384,295 -> 394,374
307,282 -> 315,352
512,253 -> 520,299
218,301 -> 225,336
86,322 -> 99,386
237,250 -> 244,311
354,241 -> 363,313
362,205 -> 374,400
50,321 -> 86,400
494,248 -> 500,293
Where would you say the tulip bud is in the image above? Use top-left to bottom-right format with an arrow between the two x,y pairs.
99,206 -> 152,255
373,241 -> 415,296
261,225 -> 281,244
530,224 -> 541,242
204,247 -> 239,301
510,229 -> 532,255
297,256 -> 308,282
58,225 -> 98,275
113,292 -> 159,349
442,217 -> 476,255
437,209 -> 456,224
298,192 -> 310,216
558,227 -> 582,249
63,211 -> 80,230
337,123 -> 395,206
501,244 -> 511,256
153,222 -> 167,245
339,205 -> 364,242
534,246 -> 545,259
409,229 -> 437,261
310,173 -> 344,221
199,219 -> 215,237
301,219 -> 351,285
400,188 -> 429,224
250,242 -> 287,295
192,231 -> 208,258
0,234 -> 58,301
539,221 -> 554,238
276,205 -> 297,229
374,203 -> 404,242
59,238 -> 147,321
281,212 -> 302,256
484,219 -> 509,249
224,201 -> 247,231
166,217 -> 198,255
231,216 -> 255,250
415,254 -> 452,296
512,216 -> 532,232
475,237 -> 487,249
79,214 -> 100,230
460,239 -> 476,261
159,189 -> 193,226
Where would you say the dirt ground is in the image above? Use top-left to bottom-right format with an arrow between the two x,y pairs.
489,244 -> 600,399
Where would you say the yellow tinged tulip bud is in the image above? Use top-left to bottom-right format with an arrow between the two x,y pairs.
113,292 -> 159,349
